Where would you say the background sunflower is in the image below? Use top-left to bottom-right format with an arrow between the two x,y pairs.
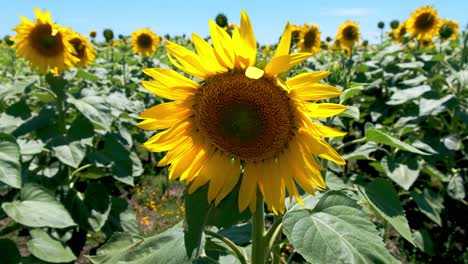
130,28 -> 160,56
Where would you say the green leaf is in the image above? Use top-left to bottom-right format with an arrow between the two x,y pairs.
283,191 -> 397,264
342,142 -> 378,161
69,96 -> 111,131
421,163 -> 448,182
27,229 -> 76,263
0,238 -> 21,264
88,223 -> 192,264
0,133 -> 21,188
102,197 -> 138,236
442,134 -> 461,151
359,179 -> 414,244
17,139 -> 45,156
387,85 -> 431,105
84,183 -> 111,231
447,175 -> 465,201
2,184 -> 76,228
413,228 -> 435,256
419,95 -> 455,116
76,69 -> 99,82
400,75 -> 427,86
411,189 -> 444,226
340,105 -> 360,120
396,61 -> 424,69
340,83 -> 364,103
50,136 -> 86,169
184,185 -> 211,258
365,128 -> 431,155
380,156 -> 423,191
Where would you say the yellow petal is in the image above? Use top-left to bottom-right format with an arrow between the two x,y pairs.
238,10 -> 257,67
209,20 -> 235,69
309,122 -> 347,138
158,137 -> 194,167
238,162 -> 258,212
264,53 -> 311,76
286,71 -> 330,88
274,23 -> 292,58
143,121 -> 191,152
214,158 -> 241,205
245,66 -> 264,80
143,68 -> 199,88
291,83 -> 342,101
192,33 -> 227,73
303,103 -> 347,118
166,41 -> 209,79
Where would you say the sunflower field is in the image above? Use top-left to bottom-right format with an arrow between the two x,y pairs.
0,5 -> 467,264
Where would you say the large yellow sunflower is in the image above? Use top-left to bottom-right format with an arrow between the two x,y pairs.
69,32 -> 95,68
407,6 -> 439,40
297,23 -> 321,54
438,19 -> 459,40
130,28 -> 160,56
138,10 -> 346,214
336,21 -> 360,48
12,8 -> 78,74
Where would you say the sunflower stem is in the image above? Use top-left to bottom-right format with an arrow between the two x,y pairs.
251,192 -> 266,264
55,91 -> 66,134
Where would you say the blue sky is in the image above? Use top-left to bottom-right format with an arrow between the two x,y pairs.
2,0 -> 467,44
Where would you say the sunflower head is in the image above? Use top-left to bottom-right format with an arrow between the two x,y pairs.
137,11 -> 346,214
390,20 -> 400,30
419,38 -> 434,48
3,35 -> 14,46
131,28 -> 160,56
336,21 -> 360,48
89,30 -> 97,39
362,40 -> 369,47
378,21 -> 385,29
215,13 -> 229,28
290,24 -> 302,46
298,23 -> 321,54
393,21 -> 408,43
325,36 -> 332,43
407,6 -> 439,40
69,32 -> 95,68
12,8 -> 78,74
103,29 -> 114,43
439,19 -> 459,40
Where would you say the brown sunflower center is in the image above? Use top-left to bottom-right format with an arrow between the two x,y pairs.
304,30 -> 317,48
194,71 -> 295,161
137,34 -> 152,49
69,38 -> 85,59
439,24 -> 454,39
29,23 -> 64,56
415,12 -> 436,31
342,26 -> 358,42
399,26 -> 407,38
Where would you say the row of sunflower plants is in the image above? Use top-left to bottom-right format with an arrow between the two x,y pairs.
0,9 -> 171,263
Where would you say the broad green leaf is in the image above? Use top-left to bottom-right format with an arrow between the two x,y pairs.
340,83 -> 364,103
0,238 -> 21,264
76,69 -> 99,82
84,183 -> 111,231
442,134 -> 461,151
342,142 -> 378,161
365,128 -> 430,155
410,189 -> 443,226
0,133 -> 21,188
360,179 -> 414,244
340,105 -> 360,120
218,223 -> 252,246
325,172 -> 347,190
102,197 -> 138,237
396,61 -> 424,69
419,95 -> 455,116
421,163 -> 448,182
184,185 -> 211,258
27,229 -> 76,263
380,156 -> 423,191
2,184 -> 76,228
50,136 -> 86,169
413,229 -> 435,256
386,85 -> 431,105
17,139 -> 45,156
69,96 -> 111,131
0,77 -> 37,99
400,75 -> 427,86
88,223 -> 192,264
283,191 -> 397,264
447,175 -> 465,200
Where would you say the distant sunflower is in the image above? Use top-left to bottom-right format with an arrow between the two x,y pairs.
69,32 -> 95,68
394,21 -> 408,43
12,8 -> 78,74
419,38 -> 433,48
297,23 -> 321,54
138,10 -> 346,214
131,28 -> 160,56
336,21 -> 360,48
407,6 -> 439,40
438,19 -> 459,40
89,30 -> 97,39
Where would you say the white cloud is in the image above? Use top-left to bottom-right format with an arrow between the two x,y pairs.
326,8 -> 377,17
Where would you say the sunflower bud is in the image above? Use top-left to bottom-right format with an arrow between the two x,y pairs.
362,40 -> 369,47
103,29 -> 114,43
378,21 -> 385,29
326,36 -> 332,42
439,24 -> 455,40
3,35 -> 14,46
89,30 -> 97,38
390,20 -> 400,29
215,13 -> 228,28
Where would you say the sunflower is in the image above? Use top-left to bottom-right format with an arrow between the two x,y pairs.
131,28 -> 160,56
69,32 -> 95,68
12,8 -> 78,74
438,19 -> 459,40
89,30 -> 97,39
407,6 -> 439,40
138,10 -> 346,214
393,20 -> 408,43
419,38 -> 433,48
336,21 -> 360,48
297,23 -> 321,54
